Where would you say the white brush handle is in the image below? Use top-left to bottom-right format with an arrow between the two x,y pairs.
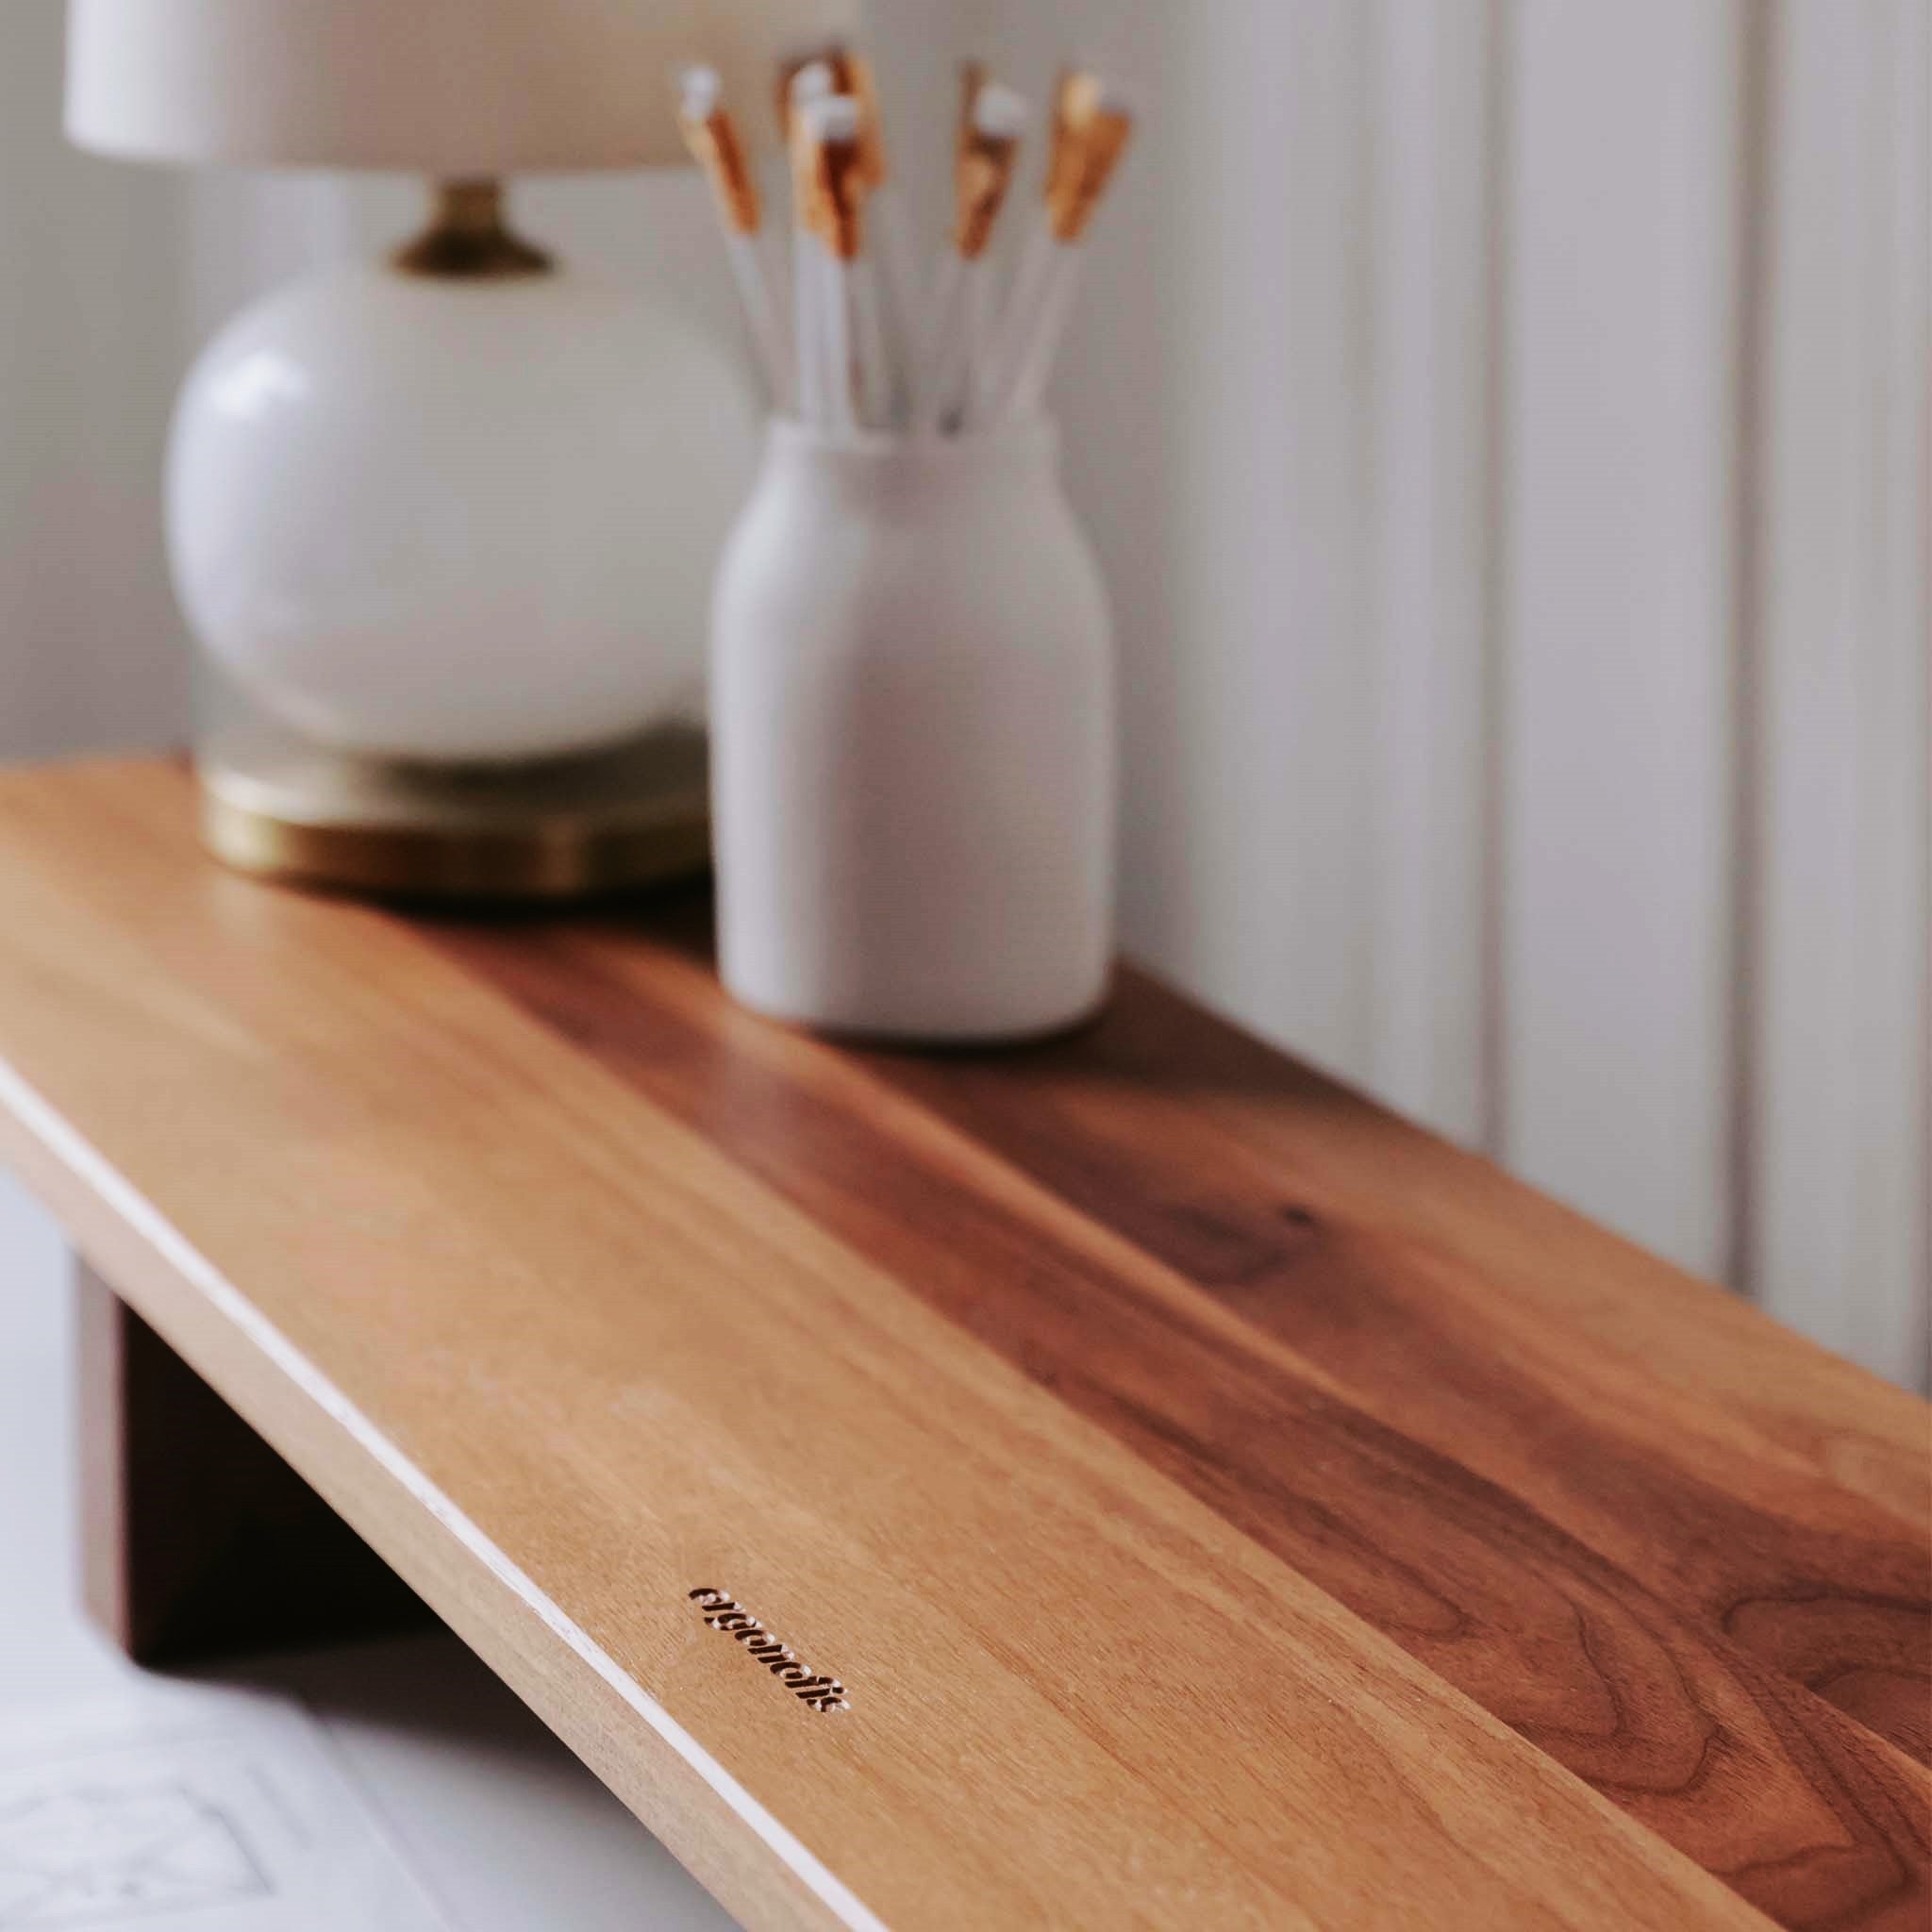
996,243 -> 1080,424
961,264 -> 994,421
914,255 -> 976,434
729,231 -> 791,412
872,185 -> 919,423
971,218 -> 1055,427
925,258 -> 992,435
793,229 -> 827,426
851,256 -> 893,431
914,254 -> 964,431
823,251 -> 858,434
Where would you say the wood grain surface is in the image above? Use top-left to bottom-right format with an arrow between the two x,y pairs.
0,759 -> 1924,1932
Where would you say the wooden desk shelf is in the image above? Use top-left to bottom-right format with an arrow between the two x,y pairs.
0,759 -> 1924,1930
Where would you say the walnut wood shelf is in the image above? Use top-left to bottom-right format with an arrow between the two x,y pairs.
0,759 -> 1924,1931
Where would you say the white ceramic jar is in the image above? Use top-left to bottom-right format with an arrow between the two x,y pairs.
711,422 -> 1117,1042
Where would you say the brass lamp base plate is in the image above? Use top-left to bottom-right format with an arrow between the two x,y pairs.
199,728 -> 711,904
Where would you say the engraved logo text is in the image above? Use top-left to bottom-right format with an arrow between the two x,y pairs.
689,1589 -> 851,1714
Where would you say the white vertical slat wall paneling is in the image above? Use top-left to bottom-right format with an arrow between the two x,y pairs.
1498,0 -> 1746,1280
1362,0 -> 1499,1147
0,4 -> 189,763
1047,1 -> 1387,1083
1752,0 -> 1930,1385
1724,0 -> 1775,1321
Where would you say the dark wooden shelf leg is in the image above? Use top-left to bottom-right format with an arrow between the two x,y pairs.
75,1259 -> 435,1666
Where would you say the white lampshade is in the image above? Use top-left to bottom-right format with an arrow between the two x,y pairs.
66,0 -> 853,174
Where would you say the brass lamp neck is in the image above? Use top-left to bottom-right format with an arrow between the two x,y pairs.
391,178 -> 553,281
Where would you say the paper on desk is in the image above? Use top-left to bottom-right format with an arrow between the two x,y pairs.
0,1675 -> 451,1931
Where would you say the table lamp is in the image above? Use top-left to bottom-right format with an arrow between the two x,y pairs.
66,0 -> 850,899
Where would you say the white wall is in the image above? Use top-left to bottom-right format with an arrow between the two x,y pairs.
1500,0 -> 1746,1282
1748,0 -> 1928,1380
0,0 -> 190,759
1,0 -> 1925,1386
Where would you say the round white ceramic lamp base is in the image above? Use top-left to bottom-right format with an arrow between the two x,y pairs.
170,254 -> 758,765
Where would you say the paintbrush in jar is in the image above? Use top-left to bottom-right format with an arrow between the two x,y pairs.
795,92 -> 868,433
914,77 -> 1027,434
678,65 -> 791,411
830,47 -> 914,426
785,60 -> 838,426
979,84 -> 1134,425
970,69 -> 1100,426
777,43 -> 902,423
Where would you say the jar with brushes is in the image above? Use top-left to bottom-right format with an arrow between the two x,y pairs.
685,53 -> 1134,1041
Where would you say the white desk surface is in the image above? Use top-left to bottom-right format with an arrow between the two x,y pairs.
0,1169 -> 740,1932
